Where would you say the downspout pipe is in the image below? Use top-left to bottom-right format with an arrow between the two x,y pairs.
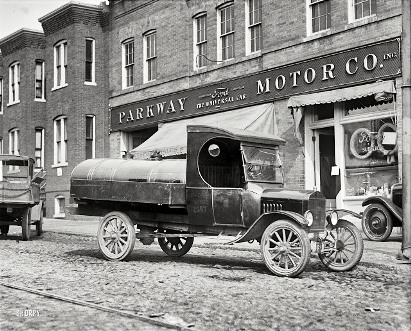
401,0 -> 411,259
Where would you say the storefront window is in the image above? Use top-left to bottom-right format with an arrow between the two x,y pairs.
344,117 -> 398,197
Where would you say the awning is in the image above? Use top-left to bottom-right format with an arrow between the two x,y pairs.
131,103 -> 277,159
288,80 -> 396,145
287,80 -> 396,108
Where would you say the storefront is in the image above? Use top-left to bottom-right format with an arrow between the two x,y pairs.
110,38 -> 401,211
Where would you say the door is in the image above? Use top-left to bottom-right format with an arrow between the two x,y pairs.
212,188 -> 243,225
314,128 -> 340,208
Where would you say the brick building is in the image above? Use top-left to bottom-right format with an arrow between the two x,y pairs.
0,3 -> 110,218
0,0 -> 405,218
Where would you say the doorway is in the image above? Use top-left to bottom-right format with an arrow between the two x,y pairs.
315,128 -> 340,208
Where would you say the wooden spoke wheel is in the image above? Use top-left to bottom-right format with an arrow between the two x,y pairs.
362,204 -> 393,241
21,208 -> 31,241
158,230 -> 194,257
98,211 -> 136,261
260,220 -> 311,277
319,219 -> 364,271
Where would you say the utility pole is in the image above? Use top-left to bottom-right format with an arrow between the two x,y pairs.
401,0 -> 411,259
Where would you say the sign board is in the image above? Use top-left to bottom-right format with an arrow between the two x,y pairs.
110,39 -> 401,132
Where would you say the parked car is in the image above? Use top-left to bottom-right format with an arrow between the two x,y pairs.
0,155 -> 44,240
362,183 -> 403,241
70,125 -> 363,277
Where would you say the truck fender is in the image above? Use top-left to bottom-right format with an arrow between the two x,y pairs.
362,196 -> 403,222
225,211 -> 308,245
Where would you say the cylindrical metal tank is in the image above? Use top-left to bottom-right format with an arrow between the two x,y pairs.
71,158 -> 186,184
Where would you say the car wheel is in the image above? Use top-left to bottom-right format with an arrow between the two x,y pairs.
97,211 -> 136,261
362,204 -> 393,241
158,230 -> 194,257
260,220 -> 311,277
319,219 -> 364,271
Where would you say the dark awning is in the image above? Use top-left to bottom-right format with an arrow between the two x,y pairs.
131,103 -> 277,159
287,80 -> 396,108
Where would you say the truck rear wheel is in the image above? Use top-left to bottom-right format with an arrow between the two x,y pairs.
98,211 -> 136,261
158,230 -> 194,257
260,220 -> 310,277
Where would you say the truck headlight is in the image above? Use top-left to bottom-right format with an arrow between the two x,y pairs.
304,210 -> 314,226
329,211 -> 338,226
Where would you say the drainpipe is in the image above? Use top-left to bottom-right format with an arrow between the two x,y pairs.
401,0 -> 411,259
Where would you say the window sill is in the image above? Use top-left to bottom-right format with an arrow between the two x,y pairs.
34,98 -> 46,102
304,29 -> 331,42
7,100 -> 20,107
53,213 -> 66,219
51,84 -> 68,91
84,81 -> 97,86
346,15 -> 377,28
51,163 -> 68,168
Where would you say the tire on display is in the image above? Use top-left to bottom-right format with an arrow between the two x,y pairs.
260,220 -> 311,277
319,219 -> 364,271
97,211 -> 136,261
21,208 -> 31,241
361,204 -> 393,241
36,212 -> 43,237
158,230 -> 194,257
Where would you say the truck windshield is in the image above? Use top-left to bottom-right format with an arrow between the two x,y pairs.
242,145 -> 283,183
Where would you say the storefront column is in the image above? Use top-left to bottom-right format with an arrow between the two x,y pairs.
401,0 -> 411,259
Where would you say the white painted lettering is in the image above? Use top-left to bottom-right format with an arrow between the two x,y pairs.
136,108 -> 143,120
322,63 -> 335,81
146,105 -> 154,118
119,112 -> 126,124
304,68 -> 316,84
178,97 -> 187,110
257,78 -> 271,94
346,57 -> 358,75
275,75 -> 286,90
364,53 -> 377,71
126,110 -> 134,122
290,71 -> 301,87
156,102 -> 166,115
167,100 -> 176,113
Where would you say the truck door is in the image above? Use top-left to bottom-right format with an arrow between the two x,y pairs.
212,188 -> 243,225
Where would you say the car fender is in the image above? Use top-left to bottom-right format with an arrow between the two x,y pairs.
225,211 -> 308,244
362,196 -> 403,222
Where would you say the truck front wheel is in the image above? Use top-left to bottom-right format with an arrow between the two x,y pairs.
97,211 -> 136,261
260,220 -> 310,277
158,230 -> 194,257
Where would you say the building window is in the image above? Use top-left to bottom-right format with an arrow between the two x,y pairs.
144,31 -> 157,82
0,139 -> 3,154
85,115 -> 95,159
246,0 -> 262,54
194,14 -> 207,69
54,195 -> 65,218
0,78 -> 3,113
35,60 -> 45,100
85,38 -> 95,84
54,41 -> 67,88
308,0 -> 331,34
54,116 -> 67,166
9,62 -> 20,104
218,3 -> 235,61
9,128 -> 19,155
122,39 -> 134,89
349,0 -> 376,22
35,128 -> 45,169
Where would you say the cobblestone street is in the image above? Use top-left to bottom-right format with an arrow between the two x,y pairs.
0,230 -> 410,331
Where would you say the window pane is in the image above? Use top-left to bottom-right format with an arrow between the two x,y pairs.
86,39 -> 93,61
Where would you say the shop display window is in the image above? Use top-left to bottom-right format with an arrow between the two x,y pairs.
344,117 -> 398,197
